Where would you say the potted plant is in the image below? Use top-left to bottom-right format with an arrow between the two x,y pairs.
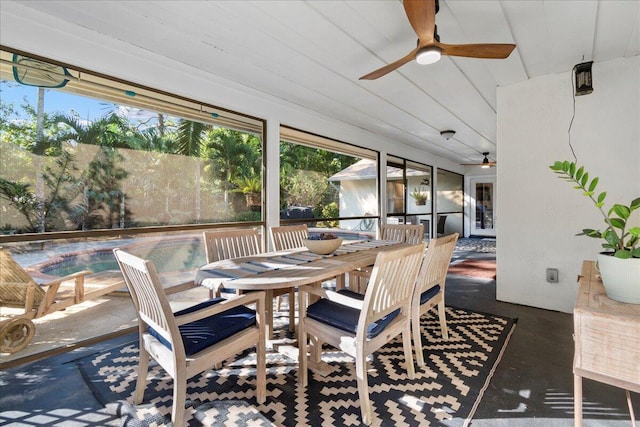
550,160 -> 640,304
411,187 -> 428,206
233,176 -> 262,210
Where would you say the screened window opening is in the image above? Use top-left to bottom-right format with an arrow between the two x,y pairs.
385,156 -> 432,239
279,127 -> 378,239
0,49 -> 265,237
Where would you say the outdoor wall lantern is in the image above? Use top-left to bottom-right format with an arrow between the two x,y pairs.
574,61 -> 593,96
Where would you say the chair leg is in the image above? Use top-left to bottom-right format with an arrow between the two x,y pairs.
288,289 -> 295,333
256,322 -> 266,404
310,336 -> 322,363
276,295 -> 282,311
437,301 -> 448,340
355,353 -> 373,426
402,326 -> 416,380
171,373 -> 187,427
412,312 -> 425,368
298,324 -> 308,386
134,348 -> 150,404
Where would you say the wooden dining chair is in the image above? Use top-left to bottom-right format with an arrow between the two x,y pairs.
202,228 -> 262,298
203,228 -> 262,265
270,223 -> 308,252
381,223 -> 424,244
298,243 -> 425,426
202,228 -> 295,334
348,222 -> 425,292
113,248 -> 266,427
269,224 -> 309,325
411,233 -> 458,367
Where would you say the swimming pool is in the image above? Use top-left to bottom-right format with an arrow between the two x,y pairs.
35,236 -> 206,277
31,229 -> 375,278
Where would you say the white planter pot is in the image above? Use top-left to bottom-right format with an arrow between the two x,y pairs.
596,253 -> 640,304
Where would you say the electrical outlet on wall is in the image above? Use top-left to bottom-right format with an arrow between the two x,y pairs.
546,268 -> 559,283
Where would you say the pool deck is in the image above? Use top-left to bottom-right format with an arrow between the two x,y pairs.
0,280 -> 209,367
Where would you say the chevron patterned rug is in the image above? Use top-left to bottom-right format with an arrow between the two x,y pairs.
77,307 -> 516,427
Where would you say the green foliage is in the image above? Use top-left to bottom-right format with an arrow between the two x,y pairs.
232,175 -> 262,194
0,149 -> 79,232
321,202 -> 339,227
550,160 -> 640,259
282,170 -> 328,210
411,187 -> 428,204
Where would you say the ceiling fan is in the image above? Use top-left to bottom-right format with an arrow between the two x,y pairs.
461,152 -> 496,168
360,0 -> 516,80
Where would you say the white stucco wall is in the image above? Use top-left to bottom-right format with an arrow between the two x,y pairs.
497,56 -> 640,313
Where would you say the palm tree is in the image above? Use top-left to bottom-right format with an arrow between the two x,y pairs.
204,128 -> 261,218
175,119 -> 209,222
51,112 -> 131,229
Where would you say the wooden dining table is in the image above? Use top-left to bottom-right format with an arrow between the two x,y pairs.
195,239 -> 407,339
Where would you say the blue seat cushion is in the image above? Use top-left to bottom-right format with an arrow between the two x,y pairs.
306,289 -> 399,339
149,298 -> 256,356
419,285 -> 441,305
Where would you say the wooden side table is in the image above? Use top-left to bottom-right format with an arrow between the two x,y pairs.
574,260 -> 640,427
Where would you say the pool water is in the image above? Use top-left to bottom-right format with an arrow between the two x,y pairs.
38,237 -> 206,277
33,230 -> 374,278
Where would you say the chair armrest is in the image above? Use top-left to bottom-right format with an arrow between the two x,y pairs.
41,270 -> 93,287
298,285 -> 363,310
174,291 -> 266,326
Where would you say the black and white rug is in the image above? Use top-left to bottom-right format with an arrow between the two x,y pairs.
77,307 -> 516,427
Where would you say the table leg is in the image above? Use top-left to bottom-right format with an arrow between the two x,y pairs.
574,374 -> 582,427
626,390 -> 637,427
288,288 -> 295,333
265,289 -> 274,340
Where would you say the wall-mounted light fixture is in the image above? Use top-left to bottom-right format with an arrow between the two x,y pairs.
574,61 -> 593,96
440,130 -> 456,140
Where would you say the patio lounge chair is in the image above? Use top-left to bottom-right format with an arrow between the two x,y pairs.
0,247 -> 121,354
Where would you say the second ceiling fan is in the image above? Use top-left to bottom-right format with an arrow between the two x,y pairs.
461,152 -> 496,168
360,0 -> 516,80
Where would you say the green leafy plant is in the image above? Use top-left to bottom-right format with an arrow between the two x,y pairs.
550,160 -> 640,259
232,175 -> 262,194
411,187 -> 428,205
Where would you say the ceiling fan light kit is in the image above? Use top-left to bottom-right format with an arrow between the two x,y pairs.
440,129 -> 455,140
461,152 -> 496,168
416,46 -> 442,65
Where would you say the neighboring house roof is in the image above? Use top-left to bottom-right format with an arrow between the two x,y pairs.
329,158 -> 429,182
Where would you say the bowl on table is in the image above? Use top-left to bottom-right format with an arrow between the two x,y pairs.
303,237 -> 343,255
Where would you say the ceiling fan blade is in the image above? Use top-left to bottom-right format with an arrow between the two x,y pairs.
461,162 -> 497,166
438,42 -> 516,59
359,47 -> 418,80
403,0 -> 436,44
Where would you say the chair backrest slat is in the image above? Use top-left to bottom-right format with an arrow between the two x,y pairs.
416,233 -> 459,294
381,224 -> 424,244
203,229 -> 262,263
113,248 -> 185,357
0,248 -> 45,307
270,224 -> 309,251
360,244 -> 425,325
